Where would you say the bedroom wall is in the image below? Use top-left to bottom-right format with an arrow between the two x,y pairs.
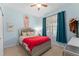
0,4 -> 42,48
29,17 -> 42,35
44,4 -> 79,46
60,4 -> 79,42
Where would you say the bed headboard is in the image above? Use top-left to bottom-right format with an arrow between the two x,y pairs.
20,28 -> 35,36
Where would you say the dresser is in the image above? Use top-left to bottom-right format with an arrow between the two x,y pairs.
64,37 -> 79,56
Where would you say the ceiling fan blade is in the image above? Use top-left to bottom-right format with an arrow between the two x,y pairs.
30,4 -> 36,7
41,4 -> 48,7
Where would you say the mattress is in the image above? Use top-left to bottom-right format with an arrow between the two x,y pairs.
22,36 -> 50,51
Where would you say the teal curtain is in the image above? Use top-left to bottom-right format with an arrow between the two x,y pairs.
42,17 -> 47,36
56,11 -> 67,43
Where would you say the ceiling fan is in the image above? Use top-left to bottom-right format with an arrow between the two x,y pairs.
30,3 -> 48,11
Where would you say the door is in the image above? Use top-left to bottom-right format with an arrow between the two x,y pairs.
0,7 -> 3,56
46,15 -> 57,47
46,16 -> 53,39
46,16 -> 53,47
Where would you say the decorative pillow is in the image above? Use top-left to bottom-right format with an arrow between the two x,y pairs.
22,32 -> 28,36
21,28 -> 37,37
27,32 -> 36,36
21,31 -> 36,37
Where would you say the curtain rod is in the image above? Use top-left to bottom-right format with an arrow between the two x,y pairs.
46,13 -> 57,18
45,11 -> 65,18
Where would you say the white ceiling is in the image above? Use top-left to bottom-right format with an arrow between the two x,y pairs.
2,3 -> 65,17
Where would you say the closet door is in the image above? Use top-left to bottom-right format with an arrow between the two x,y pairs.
46,16 -> 53,39
52,15 -> 57,38
46,15 -> 57,46
0,8 -> 3,55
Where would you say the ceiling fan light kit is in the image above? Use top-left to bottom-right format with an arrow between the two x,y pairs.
36,4 -> 42,8
30,3 -> 48,11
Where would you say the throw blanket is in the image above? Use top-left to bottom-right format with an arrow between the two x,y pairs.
22,36 -> 50,51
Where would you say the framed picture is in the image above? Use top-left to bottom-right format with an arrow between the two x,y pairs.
7,22 -> 14,32
24,16 -> 29,28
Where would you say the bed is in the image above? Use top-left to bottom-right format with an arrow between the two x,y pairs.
19,28 -> 51,56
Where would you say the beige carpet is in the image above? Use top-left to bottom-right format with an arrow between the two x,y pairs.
4,44 -> 64,56
4,45 -> 28,56
42,45 -> 64,56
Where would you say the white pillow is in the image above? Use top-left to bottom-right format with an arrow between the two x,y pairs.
22,31 -> 36,37
28,32 -> 36,36
22,32 -> 29,36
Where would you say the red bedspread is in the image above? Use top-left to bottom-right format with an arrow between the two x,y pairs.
22,36 -> 50,51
